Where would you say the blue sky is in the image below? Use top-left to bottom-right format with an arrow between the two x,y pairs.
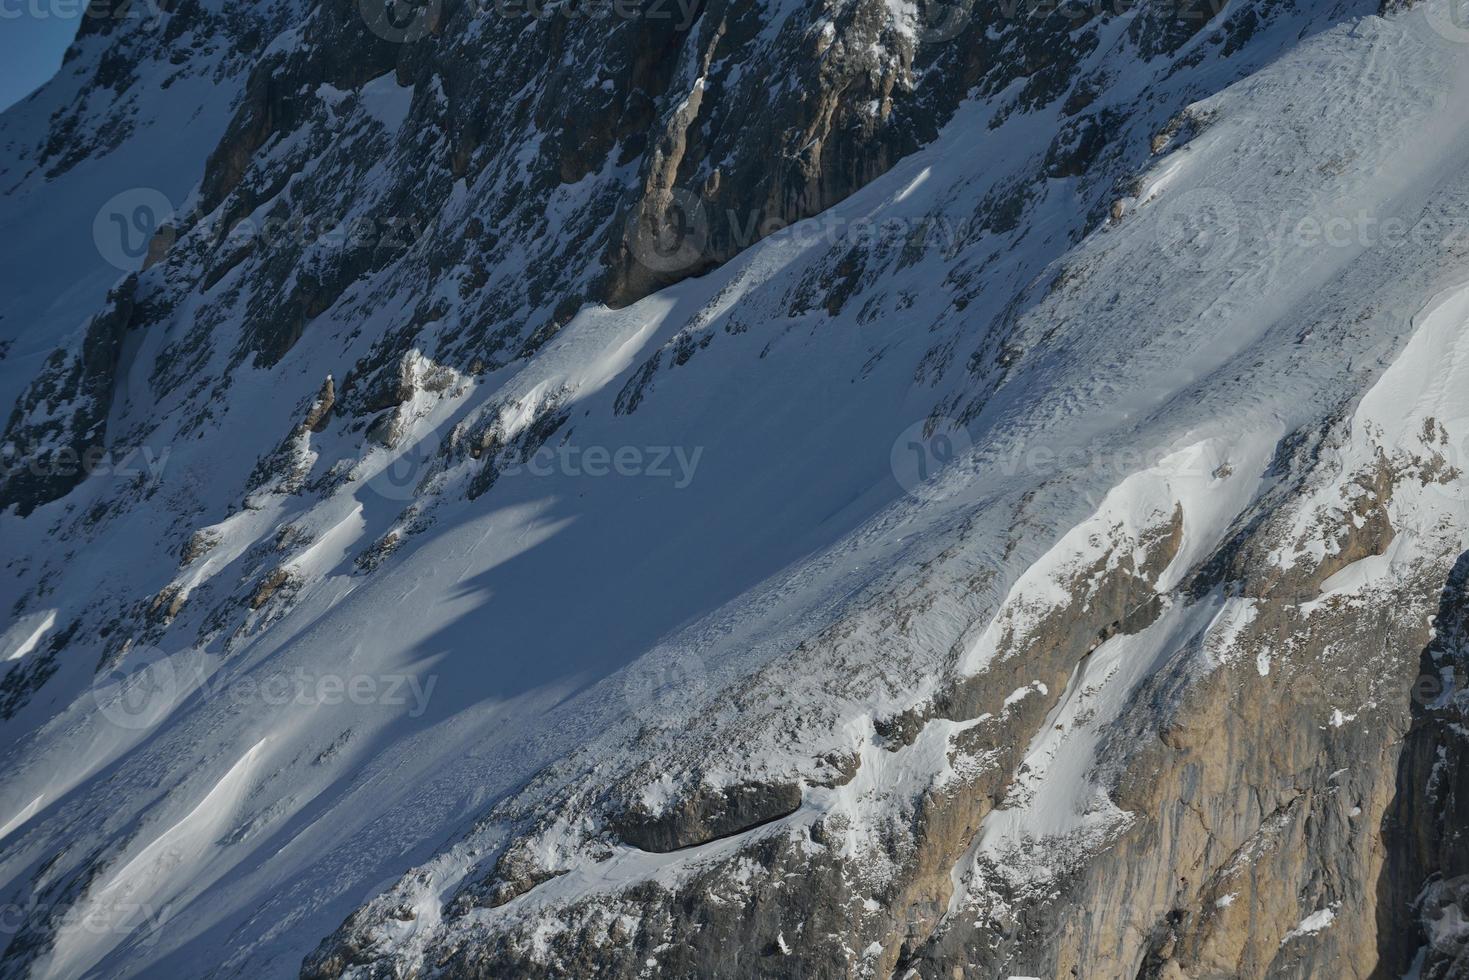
0,7 -> 83,111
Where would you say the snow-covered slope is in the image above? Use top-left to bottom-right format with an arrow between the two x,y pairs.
0,0 -> 301,416
3,0 -> 1469,977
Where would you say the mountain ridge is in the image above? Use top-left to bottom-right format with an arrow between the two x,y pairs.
2,0 -> 1469,977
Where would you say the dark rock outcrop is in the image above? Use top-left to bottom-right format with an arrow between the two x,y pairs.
1375,550 -> 1469,979
612,781 -> 804,853
0,276 -> 137,515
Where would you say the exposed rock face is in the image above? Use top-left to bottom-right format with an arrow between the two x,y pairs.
5,0 -> 1469,977
154,0 -> 964,374
302,376 -> 335,433
612,781 -> 804,852
308,402 -> 1466,980
295,6 -> 1469,970
0,276 -> 137,515
1375,552 -> 1469,980
1,0 -> 1328,519
112,0 -> 1284,397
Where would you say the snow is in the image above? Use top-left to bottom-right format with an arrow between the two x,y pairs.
975,597 -> 1220,852
957,433 -> 1275,678
3,2 -> 1469,976
1202,599 -> 1259,670
44,739 -> 270,978
1315,552 -> 1394,598
2,609 -> 56,662
0,3 -> 252,420
1281,905 -> 1339,943
358,74 -> 415,132
0,796 -> 44,845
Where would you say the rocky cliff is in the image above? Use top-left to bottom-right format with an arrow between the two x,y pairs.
2,0 -> 1469,978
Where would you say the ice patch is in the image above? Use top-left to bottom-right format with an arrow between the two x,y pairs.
1281,905 -> 1338,943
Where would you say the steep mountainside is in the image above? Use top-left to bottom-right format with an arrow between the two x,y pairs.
2,0 -> 1469,977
